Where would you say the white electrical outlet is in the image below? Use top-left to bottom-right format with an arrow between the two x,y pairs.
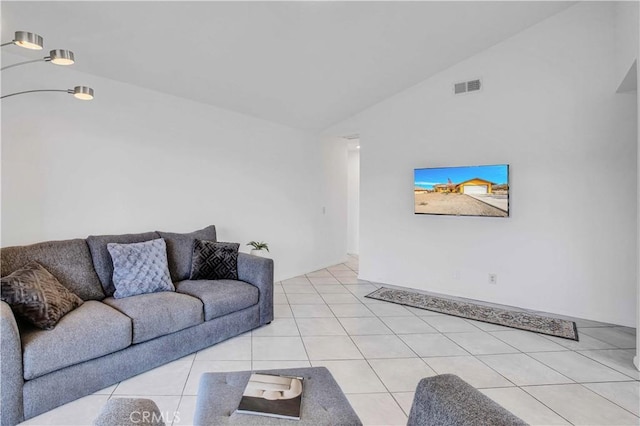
488,274 -> 497,284
453,270 -> 460,280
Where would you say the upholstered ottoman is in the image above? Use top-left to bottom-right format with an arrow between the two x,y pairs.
194,367 -> 362,425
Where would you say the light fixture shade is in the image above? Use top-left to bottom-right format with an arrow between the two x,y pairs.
14,31 -> 43,50
49,49 -> 74,65
72,86 -> 94,100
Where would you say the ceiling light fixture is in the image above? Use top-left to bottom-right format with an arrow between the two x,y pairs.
49,49 -> 75,66
1,86 -> 94,101
71,86 -> 94,100
1,30 -> 94,102
1,31 -> 44,50
1,49 -> 75,71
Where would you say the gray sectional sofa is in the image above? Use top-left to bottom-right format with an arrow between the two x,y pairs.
0,225 -> 274,426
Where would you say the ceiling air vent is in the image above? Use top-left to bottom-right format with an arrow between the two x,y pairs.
454,82 -> 467,94
454,78 -> 482,95
467,79 -> 481,92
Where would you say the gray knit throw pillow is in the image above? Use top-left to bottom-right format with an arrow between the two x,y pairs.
1,261 -> 83,330
107,238 -> 174,299
190,240 -> 239,280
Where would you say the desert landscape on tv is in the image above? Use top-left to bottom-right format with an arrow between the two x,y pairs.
414,165 -> 509,217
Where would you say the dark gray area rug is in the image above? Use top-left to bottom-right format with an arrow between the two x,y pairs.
366,287 -> 579,341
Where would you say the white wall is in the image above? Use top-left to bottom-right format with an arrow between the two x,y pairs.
1,56 -> 348,281
618,0 -> 640,370
614,2 -> 639,86
347,149 -> 360,254
328,2 -> 638,326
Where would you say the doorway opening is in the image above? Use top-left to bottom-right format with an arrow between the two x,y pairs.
346,138 -> 360,255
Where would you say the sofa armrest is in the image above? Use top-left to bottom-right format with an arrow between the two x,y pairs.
407,374 -> 526,426
237,253 -> 273,325
1,301 -> 24,426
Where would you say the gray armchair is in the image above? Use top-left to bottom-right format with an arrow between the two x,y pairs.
94,398 -> 165,426
407,374 -> 527,426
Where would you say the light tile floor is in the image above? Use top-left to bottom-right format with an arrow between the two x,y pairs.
21,255 -> 639,426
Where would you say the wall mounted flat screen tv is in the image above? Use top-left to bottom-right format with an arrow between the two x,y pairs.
414,164 -> 509,217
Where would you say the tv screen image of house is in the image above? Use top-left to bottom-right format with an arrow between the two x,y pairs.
414,164 -> 509,217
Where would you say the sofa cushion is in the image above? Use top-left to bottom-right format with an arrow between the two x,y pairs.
157,225 -> 217,282
1,239 -> 104,300
86,232 -> 160,296
1,262 -> 84,330
108,239 -> 174,299
175,279 -> 259,321
190,241 -> 239,280
103,292 -> 204,344
21,301 -> 132,380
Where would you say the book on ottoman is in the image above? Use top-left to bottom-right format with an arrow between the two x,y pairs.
235,373 -> 304,420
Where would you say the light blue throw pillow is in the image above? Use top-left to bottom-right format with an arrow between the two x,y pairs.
107,238 -> 174,299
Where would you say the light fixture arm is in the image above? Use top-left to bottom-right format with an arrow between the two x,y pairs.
1,86 -> 93,100
1,89 -> 69,99
2,50 -> 75,71
1,42 -> 16,47
1,58 -> 46,71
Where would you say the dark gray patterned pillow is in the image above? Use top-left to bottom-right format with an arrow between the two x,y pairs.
107,238 -> 174,299
190,240 -> 239,280
1,261 -> 83,330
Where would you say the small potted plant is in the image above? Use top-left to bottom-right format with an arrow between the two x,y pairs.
247,241 -> 269,257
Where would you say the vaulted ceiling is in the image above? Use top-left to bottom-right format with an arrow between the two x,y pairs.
1,1 -> 574,130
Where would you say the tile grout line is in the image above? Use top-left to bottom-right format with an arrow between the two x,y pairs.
517,385 -> 576,425
291,302 -> 314,367
309,266 -> 409,420
527,349 -> 625,384
575,349 -> 640,380
345,306 -> 411,421
470,350 -> 574,422
477,339 -> 640,422
524,350 -> 640,418
575,382 -> 640,419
